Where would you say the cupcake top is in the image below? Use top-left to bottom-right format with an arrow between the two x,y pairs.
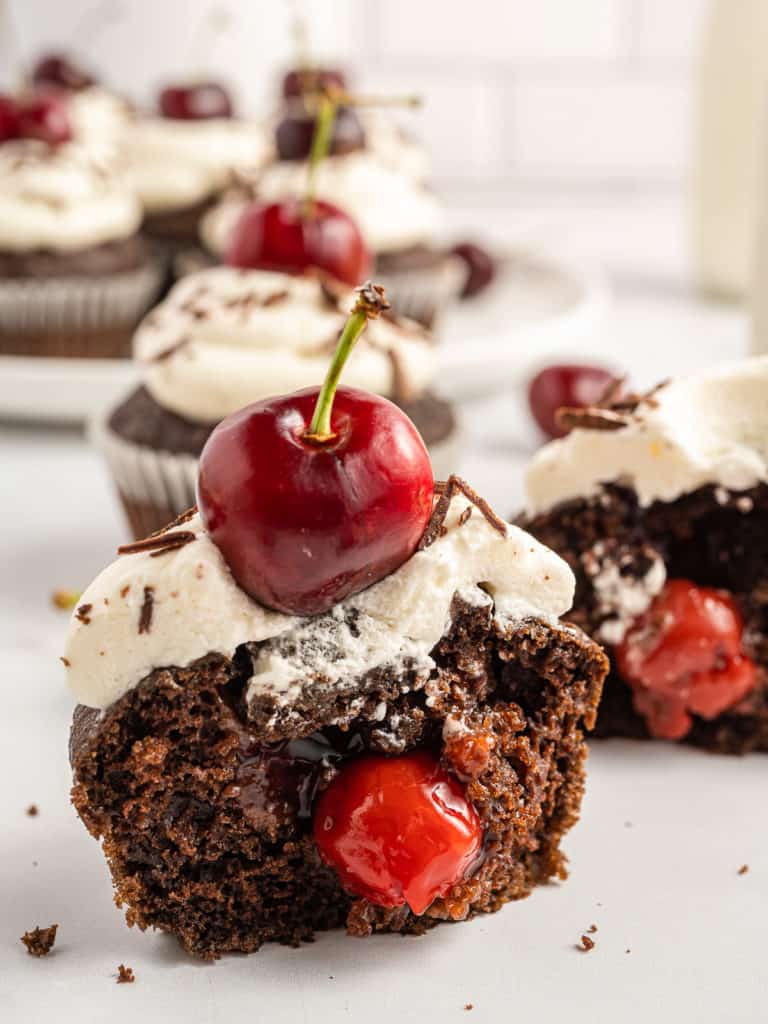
0,141 -> 141,252
201,151 -> 441,257
67,86 -> 132,157
122,115 -> 272,214
525,357 -> 768,515
63,492 -> 575,711
134,267 -> 437,423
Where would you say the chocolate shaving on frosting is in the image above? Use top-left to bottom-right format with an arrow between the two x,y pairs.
75,603 -> 92,625
138,586 -> 154,635
555,378 -> 671,433
118,530 -> 197,558
148,336 -> 190,364
419,476 -> 507,551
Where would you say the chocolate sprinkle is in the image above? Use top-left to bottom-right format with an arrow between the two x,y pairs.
459,506 -> 473,527
149,336 -> 191,364
556,406 -> 630,433
75,603 -> 92,625
117,964 -> 135,984
420,476 -> 507,551
138,586 -> 154,635
21,924 -> 57,957
118,529 -> 196,558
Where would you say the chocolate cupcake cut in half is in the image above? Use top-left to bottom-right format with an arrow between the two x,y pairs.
97,268 -> 460,538
519,357 -> 768,752
66,486 -> 606,958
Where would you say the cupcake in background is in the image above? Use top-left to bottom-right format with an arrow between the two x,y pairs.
200,95 -> 463,327
96,268 -> 460,538
121,79 -> 272,252
0,127 -> 162,359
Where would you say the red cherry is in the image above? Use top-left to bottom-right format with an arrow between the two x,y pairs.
452,241 -> 496,298
159,82 -> 233,120
0,95 -> 21,142
32,53 -> 94,91
616,580 -> 757,740
197,384 -> 433,615
225,198 -> 372,287
275,104 -> 364,161
528,364 -> 617,439
314,751 -> 482,914
17,94 -> 72,145
282,67 -> 347,100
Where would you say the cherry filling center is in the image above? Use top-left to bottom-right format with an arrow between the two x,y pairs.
616,578 -> 757,740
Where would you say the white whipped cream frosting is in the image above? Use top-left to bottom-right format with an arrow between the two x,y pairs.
0,140 -> 141,252
122,115 -> 272,213
526,357 -> 768,515
67,87 -> 132,157
64,498 -> 575,711
135,267 -> 437,423
200,151 -> 441,256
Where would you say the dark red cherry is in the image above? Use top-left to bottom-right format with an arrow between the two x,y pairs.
314,751 -> 482,914
282,67 -> 347,99
32,53 -> 94,91
225,198 -> 371,287
276,104 -> 364,161
0,95 -> 21,142
159,82 -> 233,120
528,364 -> 617,440
452,241 -> 496,298
17,94 -> 72,145
197,385 -> 434,616
616,579 -> 757,740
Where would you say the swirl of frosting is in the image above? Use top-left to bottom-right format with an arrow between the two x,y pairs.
0,141 -> 141,252
200,151 -> 441,256
63,496 -> 574,711
122,115 -> 272,213
67,87 -> 132,157
135,267 -> 437,424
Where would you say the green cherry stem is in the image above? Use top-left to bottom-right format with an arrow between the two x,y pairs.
304,282 -> 391,444
304,91 -> 337,212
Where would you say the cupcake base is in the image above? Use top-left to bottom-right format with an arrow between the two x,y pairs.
375,247 -> 465,328
97,385 -> 461,538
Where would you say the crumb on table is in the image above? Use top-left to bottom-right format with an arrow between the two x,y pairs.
738,864 -> 749,876
116,964 -> 135,984
26,804 -> 39,817
578,934 -> 595,952
20,924 -> 58,957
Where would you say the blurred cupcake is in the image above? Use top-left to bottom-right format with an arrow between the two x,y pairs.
96,267 -> 460,537
200,103 -> 462,327
122,81 -> 271,251
0,139 -> 162,359
29,52 -> 132,158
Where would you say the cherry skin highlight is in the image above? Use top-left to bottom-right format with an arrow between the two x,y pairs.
276,104 -> 364,161
616,579 -> 757,740
225,198 -> 371,287
313,751 -> 483,914
197,386 -> 434,616
17,94 -> 72,145
282,67 -> 347,99
159,82 -> 233,120
528,364 -> 616,440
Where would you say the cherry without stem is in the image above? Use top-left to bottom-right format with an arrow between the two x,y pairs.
313,750 -> 482,914
225,198 -> 371,287
159,82 -> 233,120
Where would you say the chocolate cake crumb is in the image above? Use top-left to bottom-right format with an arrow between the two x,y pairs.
26,804 -> 38,817
588,924 -> 597,933
118,529 -> 196,558
116,964 -> 135,984
464,1004 -> 474,1012
738,864 -> 749,876
75,603 -> 92,625
120,585 -> 130,598
578,934 -> 595,952
21,924 -> 57,957
51,588 -> 80,610
138,587 -> 154,635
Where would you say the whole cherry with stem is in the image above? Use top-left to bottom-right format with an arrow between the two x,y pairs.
226,91 -> 371,285
197,282 -> 435,616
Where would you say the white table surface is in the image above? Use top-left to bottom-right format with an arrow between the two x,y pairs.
2,223 -> 767,1023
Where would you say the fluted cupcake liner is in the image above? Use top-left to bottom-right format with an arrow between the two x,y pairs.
375,254 -> 465,330
0,261 -> 164,359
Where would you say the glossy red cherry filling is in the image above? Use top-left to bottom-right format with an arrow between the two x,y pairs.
225,198 -> 371,286
313,751 -> 482,914
616,579 -> 757,740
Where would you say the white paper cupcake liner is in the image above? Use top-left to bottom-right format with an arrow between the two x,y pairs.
0,261 -> 164,333
376,255 -> 465,329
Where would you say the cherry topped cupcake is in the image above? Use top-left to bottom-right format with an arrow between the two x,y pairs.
67,287 -> 607,956
97,270 -> 458,538
519,357 -> 768,751
0,136 -> 160,359
122,79 -> 271,250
